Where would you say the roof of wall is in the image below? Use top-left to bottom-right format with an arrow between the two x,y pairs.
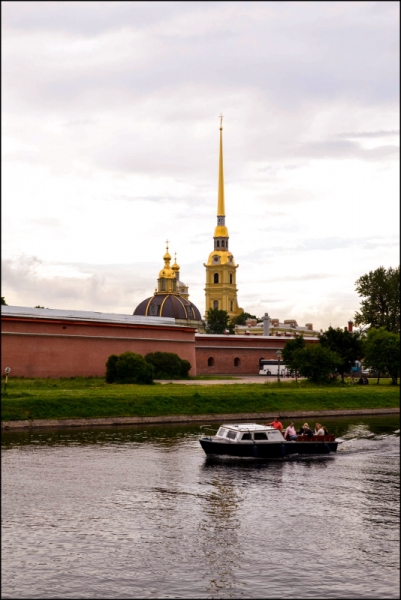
1,305 -> 175,327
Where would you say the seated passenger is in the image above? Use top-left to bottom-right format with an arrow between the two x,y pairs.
298,422 -> 313,437
269,417 -> 283,431
284,422 -> 297,440
322,425 -> 329,435
314,423 -> 325,436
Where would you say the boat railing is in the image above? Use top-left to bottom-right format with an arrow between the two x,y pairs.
296,434 -> 336,442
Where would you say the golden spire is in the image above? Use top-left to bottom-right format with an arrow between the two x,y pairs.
217,113 -> 225,217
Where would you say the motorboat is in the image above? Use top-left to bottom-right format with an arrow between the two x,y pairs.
199,423 -> 341,458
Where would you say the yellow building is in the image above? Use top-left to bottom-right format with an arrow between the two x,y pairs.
204,117 -> 243,319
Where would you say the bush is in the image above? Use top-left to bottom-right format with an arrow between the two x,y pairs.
105,354 -> 119,383
145,352 -> 191,379
106,352 -> 154,384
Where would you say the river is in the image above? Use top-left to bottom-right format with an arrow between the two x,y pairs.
1,415 -> 399,599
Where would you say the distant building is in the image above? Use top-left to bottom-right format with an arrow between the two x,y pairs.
133,244 -> 203,331
235,315 -> 320,338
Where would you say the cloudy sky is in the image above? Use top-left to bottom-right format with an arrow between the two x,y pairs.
2,1 -> 399,330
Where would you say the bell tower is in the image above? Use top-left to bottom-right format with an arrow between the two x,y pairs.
204,116 -> 242,319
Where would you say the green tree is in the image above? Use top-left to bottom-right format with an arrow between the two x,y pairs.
354,266 -> 400,332
1,297 -> 7,305
112,352 -> 154,384
230,312 -> 258,326
363,327 -> 400,385
292,345 -> 342,383
205,308 -> 234,334
282,335 -> 306,380
282,335 -> 306,368
145,352 -> 191,379
319,327 -> 364,382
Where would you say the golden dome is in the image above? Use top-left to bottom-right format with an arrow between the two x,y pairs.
172,252 -> 180,272
159,242 -> 175,278
214,225 -> 229,237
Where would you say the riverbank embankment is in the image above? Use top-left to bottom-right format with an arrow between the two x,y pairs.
2,407 -> 400,430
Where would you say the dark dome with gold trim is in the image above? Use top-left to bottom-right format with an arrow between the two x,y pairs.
134,293 -> 201,320
133,243 -> 202,324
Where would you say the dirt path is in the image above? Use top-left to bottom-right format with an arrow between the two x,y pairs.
157,376 -> 294,385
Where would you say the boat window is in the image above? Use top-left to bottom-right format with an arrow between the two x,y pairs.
241,433 -> 252,440
217,427 -> 228,437
254,432 -> 268,440
226,431 -> 237,440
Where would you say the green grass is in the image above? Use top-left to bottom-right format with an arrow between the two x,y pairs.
1,376 -> 399,421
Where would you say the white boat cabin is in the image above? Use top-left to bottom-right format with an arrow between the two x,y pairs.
215,423 -> 284,443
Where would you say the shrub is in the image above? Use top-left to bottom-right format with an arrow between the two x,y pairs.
179,359 -> 191,378
145,352 -> 191,379
105,352 -> 154,384
105,354 -> 119,383
115,352 -> 154,384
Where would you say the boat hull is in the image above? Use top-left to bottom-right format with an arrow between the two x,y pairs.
199,438 -> 338,458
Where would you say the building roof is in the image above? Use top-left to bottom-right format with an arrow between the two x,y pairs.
134,293 -> 202,321
1,305 -> 175,326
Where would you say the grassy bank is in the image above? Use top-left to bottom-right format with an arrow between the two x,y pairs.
1,377 -> 399,422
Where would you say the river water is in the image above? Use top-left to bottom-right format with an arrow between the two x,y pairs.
2,416 -> 399,599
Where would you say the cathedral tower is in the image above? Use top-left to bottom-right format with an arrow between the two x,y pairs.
204,116 -> 243,319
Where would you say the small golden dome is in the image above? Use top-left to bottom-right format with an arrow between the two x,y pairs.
214,225 -> 229,237
172,252 -> 180,272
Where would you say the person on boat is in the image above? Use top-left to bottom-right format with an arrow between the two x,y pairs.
314,423 -> 325,436
322,425 -> 329,435
284,422 -> 297,440
298,422 -> 313,437
269,417 -> 283,431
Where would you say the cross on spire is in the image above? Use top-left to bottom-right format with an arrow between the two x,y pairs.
219,113 -> 223,129
165,239 -> 169,250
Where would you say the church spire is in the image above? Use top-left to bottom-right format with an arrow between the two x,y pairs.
213,115 -> 229,246
217,113 -> 225,217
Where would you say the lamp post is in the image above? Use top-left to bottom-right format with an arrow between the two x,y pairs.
276,350 -> 282,382
4,367 -> 11,392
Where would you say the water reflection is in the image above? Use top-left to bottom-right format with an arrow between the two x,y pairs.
1,415 -> 399,599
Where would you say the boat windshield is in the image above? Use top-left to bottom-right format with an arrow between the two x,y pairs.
217,427 -> 228,437
226,431 -> 237,440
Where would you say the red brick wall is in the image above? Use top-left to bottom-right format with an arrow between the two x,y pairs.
195,334 -> 318,375
1,317 -> 197,378
1,317 -> 319,378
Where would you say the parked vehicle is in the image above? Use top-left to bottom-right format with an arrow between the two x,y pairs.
258,359 -> 287,376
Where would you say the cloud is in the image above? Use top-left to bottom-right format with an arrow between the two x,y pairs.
336,129 -> 399,139
1,256 -> 155,312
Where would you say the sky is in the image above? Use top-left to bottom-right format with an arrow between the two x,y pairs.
2,1 -> 399,330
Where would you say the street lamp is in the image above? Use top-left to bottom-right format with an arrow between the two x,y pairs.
4,367 -> 11,392
276,350 -> 282,382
